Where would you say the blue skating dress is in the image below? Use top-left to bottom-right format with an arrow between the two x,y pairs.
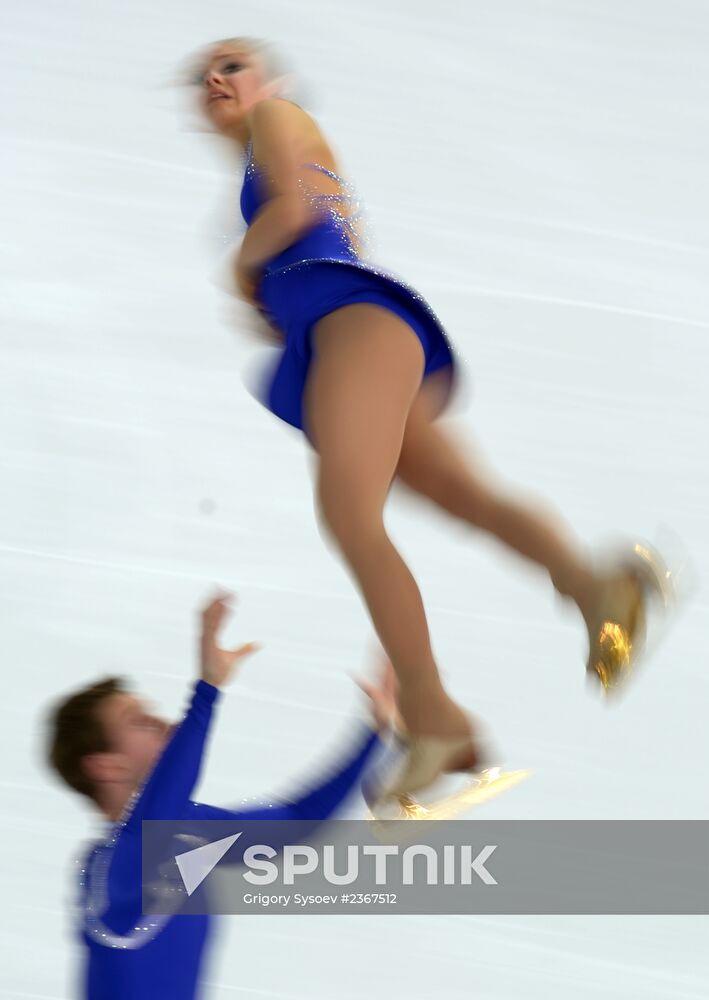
241,144 -> 458,432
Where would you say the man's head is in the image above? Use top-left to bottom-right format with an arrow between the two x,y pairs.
47,678 -> 171,808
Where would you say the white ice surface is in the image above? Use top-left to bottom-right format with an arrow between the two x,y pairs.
1,1 -> 708,997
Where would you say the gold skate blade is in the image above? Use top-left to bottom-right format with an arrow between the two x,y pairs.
592,621 -> 634,693
587,546 -> 651,697
368,767 -> 530,822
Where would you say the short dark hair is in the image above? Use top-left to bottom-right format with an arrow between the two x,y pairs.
47,677 -> 126,801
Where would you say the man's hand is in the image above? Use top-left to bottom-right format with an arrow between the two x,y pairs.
356,653 -> 401,732
200,593 -> 261,688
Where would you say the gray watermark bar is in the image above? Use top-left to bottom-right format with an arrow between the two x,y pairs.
142,820 -> 709,915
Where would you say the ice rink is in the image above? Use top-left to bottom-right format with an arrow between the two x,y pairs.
2,0 -> 708,996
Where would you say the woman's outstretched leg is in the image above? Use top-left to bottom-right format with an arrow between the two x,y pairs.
304,304 -> 473,747
395,375 -> 602,625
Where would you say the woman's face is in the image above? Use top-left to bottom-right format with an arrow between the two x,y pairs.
198,43 -> 267,132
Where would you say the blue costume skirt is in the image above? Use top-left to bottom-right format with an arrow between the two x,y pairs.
253,260 -> 457,433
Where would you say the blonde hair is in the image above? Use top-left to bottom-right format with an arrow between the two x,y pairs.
181,36 -> 309,106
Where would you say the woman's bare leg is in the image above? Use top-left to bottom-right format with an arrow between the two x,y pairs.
304,304 -> 472,742
396,374 -> 599,623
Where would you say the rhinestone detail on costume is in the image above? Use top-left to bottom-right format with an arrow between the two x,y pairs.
77,791 -> 176,950
244,142 -> 369,255
242,142 -> 456,360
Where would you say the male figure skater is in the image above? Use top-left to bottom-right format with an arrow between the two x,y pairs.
47,594 -> 391,999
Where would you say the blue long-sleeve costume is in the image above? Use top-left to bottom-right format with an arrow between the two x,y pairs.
78,681 -> 379,999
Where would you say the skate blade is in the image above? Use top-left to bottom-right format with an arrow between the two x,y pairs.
367,767 -> 530,822
591,620 -> 636,695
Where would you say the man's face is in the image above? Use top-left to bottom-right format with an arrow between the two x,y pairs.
94,692 -> 172,788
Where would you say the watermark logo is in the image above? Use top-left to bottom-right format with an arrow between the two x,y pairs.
175,832 -> 243,896
221,841 -> 497,886
143,820 -> 709,915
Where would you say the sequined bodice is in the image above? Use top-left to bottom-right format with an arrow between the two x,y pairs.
240,144 -> 366,268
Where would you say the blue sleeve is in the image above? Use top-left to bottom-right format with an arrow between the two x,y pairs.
91,681 -> 220,936
124,680 -> 220,832
188,724 -> 380,824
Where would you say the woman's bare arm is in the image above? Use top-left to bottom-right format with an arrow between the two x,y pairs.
237,99 -> 326,275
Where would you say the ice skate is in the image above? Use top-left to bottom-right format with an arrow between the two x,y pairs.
365,720 -> 528,820
585,541 -> 675,696
391,767 -> 530,820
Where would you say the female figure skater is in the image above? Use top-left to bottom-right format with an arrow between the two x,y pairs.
190,37 -> 666,804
